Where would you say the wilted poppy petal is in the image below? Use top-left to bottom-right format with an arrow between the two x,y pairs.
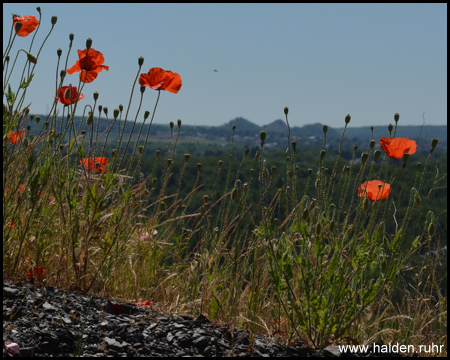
13,15 -> 39,37
8,130 -> 25,144
380,137 -> 417,159
139,67 -> 182,93
27,266 -> 46,281
358,180 -> 391,201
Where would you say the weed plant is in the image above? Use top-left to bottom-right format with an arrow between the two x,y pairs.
3,8 -> 447,356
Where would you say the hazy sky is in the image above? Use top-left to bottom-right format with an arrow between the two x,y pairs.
3,3 -> 447,128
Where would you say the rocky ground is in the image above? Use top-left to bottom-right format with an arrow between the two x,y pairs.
3,282 -> 412,357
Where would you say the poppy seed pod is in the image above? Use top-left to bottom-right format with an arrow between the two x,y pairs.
416,162 -> 421,171
244,148 -> 250,158
260,131 -> 266,142
170,121 -> 174,129
69,33 -> 74,41
57,48 -> 62,57
203,195 -> 209,203
232,124 -> 236,131
320,150 -> 326,160
431,138 -> 438,149
98,105 -> 103,113
197,163 -> 202,171
93,92 -> 99,101
218,160 -> 223,168
152,178 -> 157,187
140,86 -> 145,94
369,139 -> 376,149
44,120 -> 48,127
51,16 -> 57,25
36,7 -> 41,13
250,168 -> 254,176
113,109 -> 120,119
184,153 -> 190,162
354,144 -> 358,152
27,53 -> 37,64
177,119 -> 182,127
388,124 -> 393,133
139,145 -> 144,154
308,168 -> 313,176
60,70 -> 66,79
86,38 -> 92,50
103,107 -> 108,116
284,107 -> 289,115
111,148 -> 116,156
394,113 -> 400,122
345,114 -> 351,124
81,130 -> 86,136
138,57 -> 144,66
119,104 -> 123,112
323,125 -> 328,134
155,150 -> 160,157
271,166 -> 277,176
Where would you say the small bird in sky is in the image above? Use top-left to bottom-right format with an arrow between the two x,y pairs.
213,69 -> 218,72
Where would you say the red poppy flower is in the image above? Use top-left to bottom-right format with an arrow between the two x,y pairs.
139,67 -> 182,93
8,221 -> 16,228
134,300 -> 152,307
379,137 -> 417,159
27,266 -> 46,281
66,48 -> 109,83
80,157 -> 108,174
358,180 -> 391,201
55,86 -> 84,106
13,15 -> 39,37
8,130 -> 25,144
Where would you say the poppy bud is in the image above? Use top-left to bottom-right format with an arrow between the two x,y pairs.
138,57 -> 144,66
302,208 -> 309,220
86,38 -> 92,50
320,150 -> 326,160
152,178 -> 157,187
93,92 -> 99,101
361,152 -> 369,164
323,125 -> 328,134
51,16 -> 57,25
415,194 -> 421,206
218,160 -> 223,168
428,223 -> 435,236
26,125 -> 31,131
69,33 -> 74,41
394,113 -> 400,122
345,114 -> 351,124
363,198 -> 369,211
354,144 -> 358,152
260,131 -> 266,142
14,21 -> 22,33
284,107 -> 289,115
231,188 -> 238,201
177,119 -> 182,127
232,124 -> 236,131
170,121 -> 174,129
203,195 -> 209,203
184,153 -> 190,162
87,112 -> 93,125
37,7 -> 41,13
98,105 -> 103,113
140,86 -> 145,94
431,138 -> 438,149
60,70 -> 66,79
103,107 -> 108,116
330,219 -> 335,232
402,152 -> 409,164
57,48 -> 62,57
139,145 -> 144,154
369,139 -> 375,149
271,166 -> 277,176
113,109 -> 120,119
244,148 -> 250,158
27,53 -> 37,64
388,124 -> 393,133
197,163 -> 202,171
119,104 -> 123,112
374,149 -> 381,161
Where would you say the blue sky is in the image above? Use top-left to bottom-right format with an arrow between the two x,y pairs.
3,3 -> 447,128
